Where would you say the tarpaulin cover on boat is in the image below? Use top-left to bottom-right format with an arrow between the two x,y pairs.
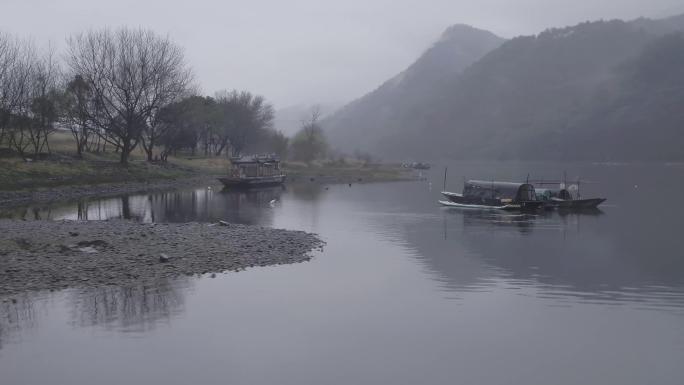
536,188 -> 573,200
463,180 -> 537,201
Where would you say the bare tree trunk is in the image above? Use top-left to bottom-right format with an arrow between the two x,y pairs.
142,136 -> 155,161
120,141 -> 130,164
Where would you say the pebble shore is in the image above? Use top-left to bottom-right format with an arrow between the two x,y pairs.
0,219 -> 323,296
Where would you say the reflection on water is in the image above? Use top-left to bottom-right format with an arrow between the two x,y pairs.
67,277 -> 192,332
2,162 -> 684,385
434,208 -> 684,309
0,277 -> 193,349
0,293 -> 42,350
3,166 -> 684,313
458,209 -> 539,233
2,186 -> 285,225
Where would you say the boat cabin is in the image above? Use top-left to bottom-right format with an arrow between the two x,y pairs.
230,154 -> 283,178
535,188 -> 573,201
463,180 -> 537,202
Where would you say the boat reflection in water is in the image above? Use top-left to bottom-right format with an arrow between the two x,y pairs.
457,209 -> 538,233
442,205 -> 605,234
415,205 -> 684,309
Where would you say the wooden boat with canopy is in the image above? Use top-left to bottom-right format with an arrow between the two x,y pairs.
440,180 -> 544,211
218,155 -> 286,188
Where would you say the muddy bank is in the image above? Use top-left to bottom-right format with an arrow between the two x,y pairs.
0,220 -> 323,296
0,176 -> 222,209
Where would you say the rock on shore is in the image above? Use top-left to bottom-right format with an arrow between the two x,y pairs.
0,219 -> 323,296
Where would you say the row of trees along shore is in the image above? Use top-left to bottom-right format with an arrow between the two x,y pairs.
0,27 -> 328,165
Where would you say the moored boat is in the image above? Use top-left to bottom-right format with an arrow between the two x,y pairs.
402,161 -> 431,170
440,180 -> 544,211
218,154 -> 286,189
532,181 -> 606,210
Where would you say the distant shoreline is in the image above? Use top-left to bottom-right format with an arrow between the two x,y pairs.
0,158 -> 418,209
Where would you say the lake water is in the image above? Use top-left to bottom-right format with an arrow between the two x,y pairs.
1,162 -> 684,385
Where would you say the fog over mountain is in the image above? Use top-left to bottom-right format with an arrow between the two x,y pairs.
2,0 -> 683,107
274,104 -> 341,137
324,25 -> 505,154
323,14 -> 684,161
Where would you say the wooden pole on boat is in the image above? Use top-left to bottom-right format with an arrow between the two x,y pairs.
443,167 -> 448,191
577,177 -> 581,199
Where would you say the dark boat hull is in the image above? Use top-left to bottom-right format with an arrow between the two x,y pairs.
218,175 -> 286,189
549,198 -> 606,210
441,191 -> 543,211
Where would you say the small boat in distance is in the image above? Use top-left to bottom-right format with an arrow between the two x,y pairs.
218,154 -> 286,189
402,161 -> 431,170
440,180 -> 544,211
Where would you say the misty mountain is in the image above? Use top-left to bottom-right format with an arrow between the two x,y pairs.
324,15 -> 684,161
323,25 -> 506,154
560,31 -> 684,160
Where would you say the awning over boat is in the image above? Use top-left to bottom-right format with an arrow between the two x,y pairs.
536,188 -> 572,200
463,180 -> 537,201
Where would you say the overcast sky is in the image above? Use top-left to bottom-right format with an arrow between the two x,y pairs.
2,0 -> 683,108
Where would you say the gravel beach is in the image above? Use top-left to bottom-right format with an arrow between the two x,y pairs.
0,219 -> 323,296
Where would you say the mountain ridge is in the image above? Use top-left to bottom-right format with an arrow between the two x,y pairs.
324,14 -> 684,161
323,24 -> 506,154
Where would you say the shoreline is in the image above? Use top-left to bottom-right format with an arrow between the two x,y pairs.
0,175 -> 223,209
0,164 -> 419,209
0,219 -> 323,297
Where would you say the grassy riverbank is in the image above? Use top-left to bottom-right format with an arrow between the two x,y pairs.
0,133 -> 416,192
284,160 -> 417,184
0,155 -> 415,192
0,153 -> 230,191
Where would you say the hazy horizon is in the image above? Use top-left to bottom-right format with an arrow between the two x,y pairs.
2,0 -> 683,108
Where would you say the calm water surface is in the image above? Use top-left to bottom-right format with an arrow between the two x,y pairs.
1,162 -> 684,385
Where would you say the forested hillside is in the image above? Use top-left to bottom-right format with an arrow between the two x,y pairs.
324,15 -> 684,161
323,25 -> 505,155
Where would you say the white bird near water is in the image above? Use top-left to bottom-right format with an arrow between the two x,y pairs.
269,199 -> 277,207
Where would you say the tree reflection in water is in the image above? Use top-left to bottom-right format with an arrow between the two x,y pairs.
0,293 -> 42,350
0,277 -> 193,349
0,195 -> 150,222
67,277 -> 192,332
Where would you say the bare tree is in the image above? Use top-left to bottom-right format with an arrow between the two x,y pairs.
61,75 -> 93,157
0,32 -> 18,146
0,32 -> 32,151
26,45 -> 60,156
157,95 -> 214,160
1,35 -> 39,159
214,90 -> 274,156
291,105 -> 327,163
301,105 -> 321,139
65,28 -> 193,164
